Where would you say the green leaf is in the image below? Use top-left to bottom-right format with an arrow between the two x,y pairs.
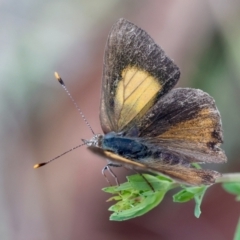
103,174 -> 174,221
173,186 -> 208,218
222,182 -> 240,201
194,187 -> 207,218
127,174 -> 171,191
103,173 -> 211,220
109,190 -> 166,221
173,186 -> 206,202
173,189 -> 196,202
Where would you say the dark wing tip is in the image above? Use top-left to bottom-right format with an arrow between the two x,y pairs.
200,170 -> 222,185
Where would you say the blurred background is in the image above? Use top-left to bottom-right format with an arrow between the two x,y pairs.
1,0 -> 240,239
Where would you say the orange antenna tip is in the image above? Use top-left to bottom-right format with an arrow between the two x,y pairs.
54,72 -> 64,85
54,72 -> 60,80
33,162 -> 47,169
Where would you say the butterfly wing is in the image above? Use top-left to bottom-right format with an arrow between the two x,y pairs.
98,87 -> 226,185
100,18 -> 180,133
90,149 -> 221,185
129,88 -> 227,164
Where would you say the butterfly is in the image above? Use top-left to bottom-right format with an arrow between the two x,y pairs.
35,18 -> 227,186
85,18 -> 227,185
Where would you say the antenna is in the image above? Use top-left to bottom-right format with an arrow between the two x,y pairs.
54,72 -> 95,135
34,72 -> 95,169
34,143 -> 86,168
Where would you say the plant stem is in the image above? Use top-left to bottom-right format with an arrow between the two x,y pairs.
216,173 -> 240,183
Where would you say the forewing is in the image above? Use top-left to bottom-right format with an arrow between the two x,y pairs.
100,18 -> 180,133
131,88 -> 226,163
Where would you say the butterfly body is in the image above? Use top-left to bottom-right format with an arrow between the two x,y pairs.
101,132 -> 192,168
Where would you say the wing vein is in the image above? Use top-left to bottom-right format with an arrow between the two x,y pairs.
119,78 -> 155,125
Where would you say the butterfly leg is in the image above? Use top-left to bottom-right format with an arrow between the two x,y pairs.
102,163 -> 120,186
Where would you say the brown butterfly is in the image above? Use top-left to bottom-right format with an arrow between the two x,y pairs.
35,18 -> 227,185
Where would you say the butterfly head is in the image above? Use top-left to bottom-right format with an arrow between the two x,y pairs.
82,134 -> 103,148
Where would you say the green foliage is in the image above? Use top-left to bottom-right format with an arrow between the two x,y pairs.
103,173 -> 209,221
102,174 -> 174,221
102,172 -> 240,237
222,182 -> 240,201
173,186 -> 208,218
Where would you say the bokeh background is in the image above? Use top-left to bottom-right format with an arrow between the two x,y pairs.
1,0 -> 240,239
